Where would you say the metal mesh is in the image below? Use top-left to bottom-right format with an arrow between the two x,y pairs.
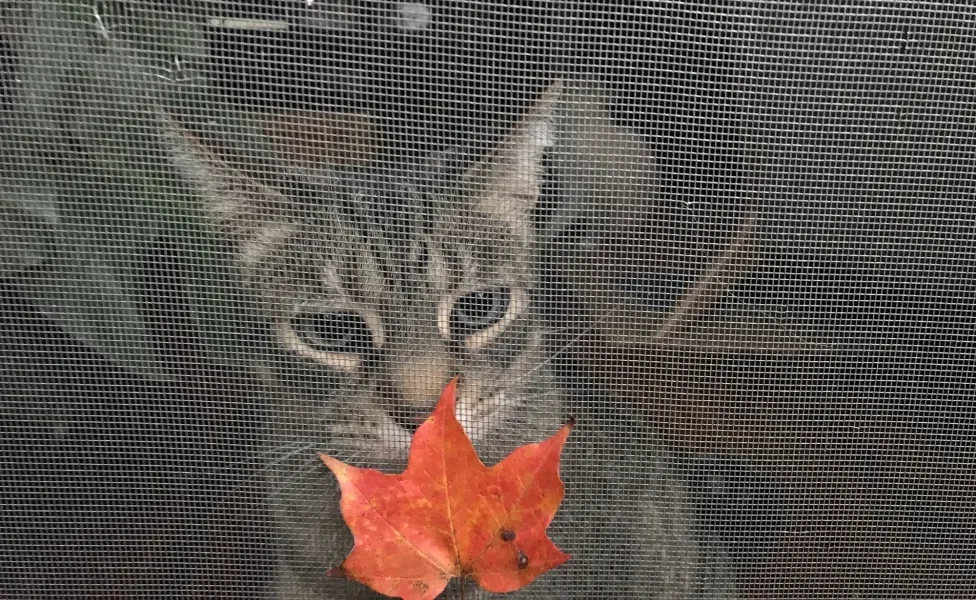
2,2 -> 975,598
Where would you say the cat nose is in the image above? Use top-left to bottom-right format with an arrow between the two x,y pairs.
391,352 -> 453,408
383,353 -> 453,432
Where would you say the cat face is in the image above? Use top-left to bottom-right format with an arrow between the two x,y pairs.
162,81 -> 565,467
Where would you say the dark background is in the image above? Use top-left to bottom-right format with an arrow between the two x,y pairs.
2,2 -> 975,597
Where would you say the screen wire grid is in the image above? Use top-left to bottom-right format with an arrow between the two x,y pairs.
1,2 -> 975,599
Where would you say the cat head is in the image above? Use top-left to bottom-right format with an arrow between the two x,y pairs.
161,81 -> 566,466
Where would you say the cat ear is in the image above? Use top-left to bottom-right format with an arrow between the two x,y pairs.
160,113 -> 304,274
495,78 -> 563,200
160,112 -> 292,246
471,79 -> 563,231
160,113 -> 282,229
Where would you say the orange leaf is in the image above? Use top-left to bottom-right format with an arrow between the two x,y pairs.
320,377 -> 572,599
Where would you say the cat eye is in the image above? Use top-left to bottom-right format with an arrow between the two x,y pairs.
451,288 -> 511,333
290,312 -> 374,354
438,286 -> 527,353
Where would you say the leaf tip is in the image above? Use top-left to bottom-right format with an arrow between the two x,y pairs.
564,415 -> 576,429
325,565 -> 346,579
318,452 -> 342,472
434,376 -> 460,419
445,375 -> 460,398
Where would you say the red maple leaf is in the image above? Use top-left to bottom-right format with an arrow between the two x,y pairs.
319,378 -> 573,599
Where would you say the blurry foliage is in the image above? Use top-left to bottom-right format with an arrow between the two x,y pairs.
0,1 -> 252,378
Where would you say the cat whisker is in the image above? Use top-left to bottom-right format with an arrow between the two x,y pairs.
204,442 -> 323,515
260,442 -> 322,476
268,457 -> 329,500
506,316 -> 607,389
253,439 -> 319,461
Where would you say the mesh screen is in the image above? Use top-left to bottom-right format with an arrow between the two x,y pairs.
2,2 -> 975,598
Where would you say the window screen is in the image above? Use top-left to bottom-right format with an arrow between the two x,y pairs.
2,2 -> 975,598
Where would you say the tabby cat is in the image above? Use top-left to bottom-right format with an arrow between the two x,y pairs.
162,78 -> 734,599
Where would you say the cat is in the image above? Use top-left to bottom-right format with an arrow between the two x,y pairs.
162,78 -> 735,599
